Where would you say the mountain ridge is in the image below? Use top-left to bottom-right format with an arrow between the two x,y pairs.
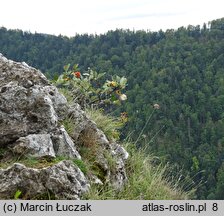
0,17 -> 224,199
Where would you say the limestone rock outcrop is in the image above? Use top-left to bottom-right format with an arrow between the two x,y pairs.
0,54 -> 128,199
0,160 -> 89,199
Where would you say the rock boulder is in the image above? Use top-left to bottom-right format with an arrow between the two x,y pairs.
0,54 -> 128,199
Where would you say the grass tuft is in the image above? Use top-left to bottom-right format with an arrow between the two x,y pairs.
86,108 -> 123,141
83,142 -> 191,200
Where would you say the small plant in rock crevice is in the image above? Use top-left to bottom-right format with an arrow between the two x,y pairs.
14,189 -> 22,200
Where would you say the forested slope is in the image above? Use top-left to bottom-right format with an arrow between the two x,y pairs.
0,17 -> 224,199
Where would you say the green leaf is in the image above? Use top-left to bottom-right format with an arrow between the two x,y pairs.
89,70 -> 94,80
111,94 -> 117,101
97,72 -> 106,79
73,64 -> 79,71
14,190 -> 22,199
119,77 -> 127,88
93,70 -> 98,79
113,100 -> 121,106
63,64 -> 70,72
54,74 -> 65,84
96,88 -> 102,94
115,75 -> 121,82
52,74 -> 59,82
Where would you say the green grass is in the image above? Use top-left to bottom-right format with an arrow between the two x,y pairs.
83,142 -> 192,200
0,152 -> 88,174
59,90 -> 123,141
86,108 -> 123,141
58,106 -> 192,200
0,156 -> 60,169
61,116 -> 77,135
73,159 -> 88,175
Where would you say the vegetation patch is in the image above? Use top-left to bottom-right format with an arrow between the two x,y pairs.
83,142 -> 190,200
72,159 -> 88,175
86,108 -> 124,141
61,116 -> 77,136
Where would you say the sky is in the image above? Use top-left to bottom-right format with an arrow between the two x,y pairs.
0,0 -> 223,36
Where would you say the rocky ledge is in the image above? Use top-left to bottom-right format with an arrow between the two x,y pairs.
0,54 -> 128,199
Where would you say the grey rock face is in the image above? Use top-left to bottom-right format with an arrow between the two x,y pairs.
0,160 -> 89,199
110,143 -> 129,189
0,82 -> 59,146
0,54 -> 79,159
75,120 -> 129,188
51,126 -> 81,159
0,54 -> 129,199
12,134 -> 56,158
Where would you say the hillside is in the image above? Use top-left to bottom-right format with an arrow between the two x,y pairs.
0,54 -> 187,199
0,17 -> 224,199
